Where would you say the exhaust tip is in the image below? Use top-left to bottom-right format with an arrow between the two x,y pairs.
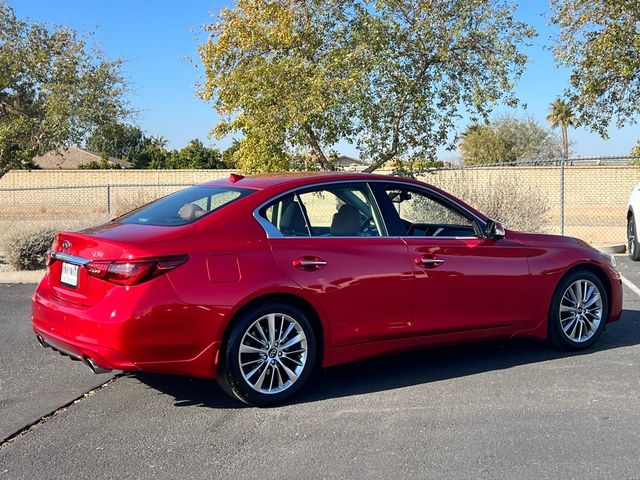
36,335 -> 48,348
84,357 -> 112,374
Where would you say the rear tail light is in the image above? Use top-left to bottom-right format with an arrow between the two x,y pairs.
45,249 -> 54,267
84,255 -> 188,286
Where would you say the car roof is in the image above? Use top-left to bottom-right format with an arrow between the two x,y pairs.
199,171 -> 408,191
198,170 -> 488,222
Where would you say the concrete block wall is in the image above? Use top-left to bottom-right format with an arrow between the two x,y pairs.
0,165 -> 636,245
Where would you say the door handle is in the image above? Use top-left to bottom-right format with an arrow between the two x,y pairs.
293,256 -> 328,271
415,256 -> 445,268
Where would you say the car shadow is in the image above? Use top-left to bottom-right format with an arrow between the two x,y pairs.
133,308 -> 640,409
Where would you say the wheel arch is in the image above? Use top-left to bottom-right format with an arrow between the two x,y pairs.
553,263 -> 613,320
221,292 -> 326,366
628,205 -> 634,220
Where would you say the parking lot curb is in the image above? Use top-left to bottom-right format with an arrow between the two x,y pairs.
0,270 -> 45,284
597,244 -> 626,254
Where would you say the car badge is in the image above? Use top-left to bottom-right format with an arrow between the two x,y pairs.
62,240 -> 71,251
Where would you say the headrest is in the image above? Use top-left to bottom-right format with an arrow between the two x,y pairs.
178,203 -> 205,221
330,204 -> 361,236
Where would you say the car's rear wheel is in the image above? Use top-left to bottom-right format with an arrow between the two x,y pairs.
549,270 -> 608,350
217,302 -> 317,406
628,215 -> 640,260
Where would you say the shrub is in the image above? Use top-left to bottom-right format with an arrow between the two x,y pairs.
78,159 -> 121,169
112,189 -> 161,216
426,171 -> 551,232
3,227 -> 58,270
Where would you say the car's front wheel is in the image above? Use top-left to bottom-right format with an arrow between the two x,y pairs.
628,215 -> 640,261
217,302 -> 317,406
549,270 -> 608,350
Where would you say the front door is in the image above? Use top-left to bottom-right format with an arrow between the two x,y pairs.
377,183 -> 532,336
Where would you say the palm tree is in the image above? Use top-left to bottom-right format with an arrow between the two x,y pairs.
151,136 -> 168,150
546,99 -> 578,161
546,99 -> 578,236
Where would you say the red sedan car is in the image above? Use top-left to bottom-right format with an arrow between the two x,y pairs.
32,172 -> 623,405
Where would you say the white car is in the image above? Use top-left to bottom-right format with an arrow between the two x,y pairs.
628,185 -> 640,260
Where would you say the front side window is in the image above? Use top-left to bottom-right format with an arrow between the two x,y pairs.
385,186 -> 476,237
118,186 -> 253,226
260,183 -> 385,237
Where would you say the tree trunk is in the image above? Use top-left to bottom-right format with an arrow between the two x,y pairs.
304,125 -> 333,171
362,58 -> 439,174
363,152 -> 397,173
562,126 -> 568,161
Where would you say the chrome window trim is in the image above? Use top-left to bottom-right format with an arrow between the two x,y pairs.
254,212 -> 285,238
252,179 -> 485,239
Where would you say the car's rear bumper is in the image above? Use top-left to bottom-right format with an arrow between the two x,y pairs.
31,275 -> 221,379
33,325 -> 132,373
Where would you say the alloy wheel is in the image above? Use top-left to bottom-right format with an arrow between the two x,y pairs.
629,218 -> 636,257
238,313 -> 308,394
559,279 -> 603,343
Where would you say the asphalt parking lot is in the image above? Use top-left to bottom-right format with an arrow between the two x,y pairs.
1,256 -> 639,479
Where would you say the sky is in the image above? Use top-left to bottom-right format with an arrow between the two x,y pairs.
10,0 -> 639,161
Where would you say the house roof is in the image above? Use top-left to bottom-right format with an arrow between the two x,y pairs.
32,146 -> 133,169
335,155 -> 368,168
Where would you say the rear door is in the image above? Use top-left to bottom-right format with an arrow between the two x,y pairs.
375,182 -> 532,336
259,182 -> 414,347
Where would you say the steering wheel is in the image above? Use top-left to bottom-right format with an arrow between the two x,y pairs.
359,216 -> 376,236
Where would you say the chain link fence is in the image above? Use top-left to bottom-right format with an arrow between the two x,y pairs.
0,183 -> 196,246
416,157 -> 635,246
0,157 -> 636,252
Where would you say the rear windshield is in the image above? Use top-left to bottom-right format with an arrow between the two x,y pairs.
118,186 -> 254,226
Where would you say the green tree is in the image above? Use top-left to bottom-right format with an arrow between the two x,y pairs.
391,157 -> 446,178
631,141 -> 640,159
85,123 -> 150,166
551,0 -> 640,136
167,139 -> 223,169
77,159 -> 121,170
459,116 -> 563,165
221,140 -> 241,168
546,99 -> 578,161
143,144 -> 171,169
0,2 -> 129,176
198,0 -> 535,173
151,136 -> 167,149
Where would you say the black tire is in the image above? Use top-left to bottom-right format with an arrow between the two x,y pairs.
217,301 -> 317,406
628,215 -> 640,261
548,270 -> 608,351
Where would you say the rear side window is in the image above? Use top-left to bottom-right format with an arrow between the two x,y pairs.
118,186 -> 253,226
259,183 -> 386,237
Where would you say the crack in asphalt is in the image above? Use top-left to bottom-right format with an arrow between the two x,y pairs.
0,374 -> 123,449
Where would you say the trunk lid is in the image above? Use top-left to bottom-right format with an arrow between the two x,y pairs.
49,223 -> 189,306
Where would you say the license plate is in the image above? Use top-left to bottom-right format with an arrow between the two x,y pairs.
61,262 -> 79,288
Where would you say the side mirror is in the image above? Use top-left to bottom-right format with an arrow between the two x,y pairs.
483,219 -> 505,240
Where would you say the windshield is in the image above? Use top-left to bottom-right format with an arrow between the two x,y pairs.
118,186 -> 254,226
